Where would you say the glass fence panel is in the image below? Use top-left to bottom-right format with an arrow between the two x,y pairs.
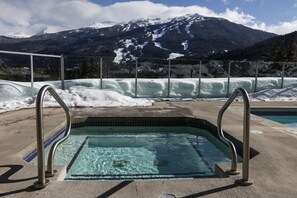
65,56 -> 136,96
200,60 -> 228,98
65,56 -> 101,79
0,53 -> 31,82
229,61 -> 257,94
137,58 -> 168,98
256,61 -> 283,91
108,58 -> 135,97
169,59 -> 201,98
33,56 -> 60,82
283,62 -> 297,88
3,49 -> 297,99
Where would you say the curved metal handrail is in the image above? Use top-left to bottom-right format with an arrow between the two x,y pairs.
0,83 -> 22,93
217,87 -> 253,186
34,85 -> 71,189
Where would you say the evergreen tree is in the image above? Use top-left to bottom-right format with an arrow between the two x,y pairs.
87,58 -> 100,78
80,60 -> 88,78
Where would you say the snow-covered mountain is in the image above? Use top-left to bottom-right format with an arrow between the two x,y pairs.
88,21 -> 117,29
0,13 -> 276,63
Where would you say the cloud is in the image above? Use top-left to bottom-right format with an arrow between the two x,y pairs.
0,0 -> 103,37
0,0 -> 296,37
252,19 -> 297,35
219,8 -> 256,25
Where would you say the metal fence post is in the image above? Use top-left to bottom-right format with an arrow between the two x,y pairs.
226,61 -> 232,97
281,62 -> 285,88
254,61 -> 259,92
60,55 -> 65,90
100,57 -> 103,89
30,55 -> 34,89
168,59 -> 171,98
197,60 -> 202,98
135,59 -> 138,98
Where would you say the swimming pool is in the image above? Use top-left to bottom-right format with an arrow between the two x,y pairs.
260,115 -> 297,127
252,109 -> 297,128
26,117 -> 235,180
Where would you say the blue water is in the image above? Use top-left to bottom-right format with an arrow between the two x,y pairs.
261,115 -> 297,128
30,127 -> 232,180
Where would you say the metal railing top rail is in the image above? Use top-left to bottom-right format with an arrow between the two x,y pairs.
61,55 -> 297,64
0,50 -> 61,58
1,50 -> 297,64
217,87 -> 253,186
0,50 -> 65,90
34,85 -> 71,189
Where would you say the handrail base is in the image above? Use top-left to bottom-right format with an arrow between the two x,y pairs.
235,179 -> 253,186
45,170 -> 57,178
33,179 -> 50,189
227,170 -> 240,175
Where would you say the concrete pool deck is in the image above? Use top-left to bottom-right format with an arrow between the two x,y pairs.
1,101 -> 297,197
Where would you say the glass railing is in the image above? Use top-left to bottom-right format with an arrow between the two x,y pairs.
1,50 -> 297,98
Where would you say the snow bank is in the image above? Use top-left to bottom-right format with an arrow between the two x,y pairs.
1,76 -> 297,113
249,87 -> 297,101
55,77 -> 297,98
0,80 -> 153,113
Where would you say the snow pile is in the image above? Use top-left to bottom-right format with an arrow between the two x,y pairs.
0,80 -> 153,113
49,77 -> 296,98
1,76 -> 297,113
249,87 -> 297,101
44,86 -> 153,107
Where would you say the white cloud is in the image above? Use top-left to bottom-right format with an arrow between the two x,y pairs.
252,19 -> 297,35
0,0 -> 296,37
219,8 -> 255,25
0,0 -> 103,37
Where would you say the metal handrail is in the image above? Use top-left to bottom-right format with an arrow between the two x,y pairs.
34,85 -> 71,189
217,87 -> 253,186
0,83 -> 22,93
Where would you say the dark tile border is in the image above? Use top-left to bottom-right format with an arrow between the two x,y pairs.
23,128 -> 66,162
74,117 -> 204,128
251,108 -> 297,116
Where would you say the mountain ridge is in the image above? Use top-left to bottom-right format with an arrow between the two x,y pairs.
209,31 -> 297,61
0,13 -> 276,62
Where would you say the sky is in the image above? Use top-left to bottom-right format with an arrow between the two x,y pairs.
0,0 -> 297,37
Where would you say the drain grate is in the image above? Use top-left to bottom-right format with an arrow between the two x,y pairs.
113,160 -> 129,168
